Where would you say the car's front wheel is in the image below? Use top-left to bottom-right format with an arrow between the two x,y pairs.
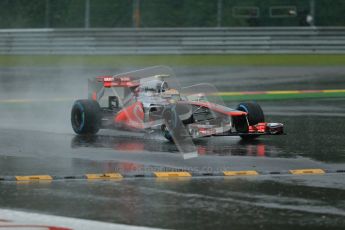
234,102 -> 265,140
71,99 -> 101,135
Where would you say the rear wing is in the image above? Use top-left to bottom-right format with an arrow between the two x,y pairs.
96,76 -> 139,88
88,76 -> 139,100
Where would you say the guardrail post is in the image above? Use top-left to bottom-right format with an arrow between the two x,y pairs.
133,0 -> 141,28
85,0 -> 90,28
217,0 -> 223,27
45,0 -> 50,28
309,0 -> 315,26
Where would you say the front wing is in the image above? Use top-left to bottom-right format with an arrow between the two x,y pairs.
189,122 -> 284,138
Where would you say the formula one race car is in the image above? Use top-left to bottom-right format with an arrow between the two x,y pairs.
71,66 -> 284,148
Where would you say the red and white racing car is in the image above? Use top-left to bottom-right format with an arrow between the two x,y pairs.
71,66 -> 284,145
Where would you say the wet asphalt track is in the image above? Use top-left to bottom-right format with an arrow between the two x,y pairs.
0,66 -> 345,229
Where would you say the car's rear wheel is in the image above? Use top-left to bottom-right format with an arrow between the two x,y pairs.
234,102 -> 265,140
71,99 -> 101,135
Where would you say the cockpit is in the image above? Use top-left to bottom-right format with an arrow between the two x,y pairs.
139,79 -> 168,93
138,78 -> 181,101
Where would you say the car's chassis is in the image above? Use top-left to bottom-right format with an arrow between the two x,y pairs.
71,66 -> 284,144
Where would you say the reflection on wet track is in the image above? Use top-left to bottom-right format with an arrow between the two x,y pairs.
70,134 -> 281,158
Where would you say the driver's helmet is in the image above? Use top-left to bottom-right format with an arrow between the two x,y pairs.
157,81 -> 169,93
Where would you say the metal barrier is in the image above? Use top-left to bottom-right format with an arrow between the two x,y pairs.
0,27 -> 345,55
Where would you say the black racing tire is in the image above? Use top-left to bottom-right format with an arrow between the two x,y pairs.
71,99 -> 101,135
235,102 -> 265,140
237,102 -> 265,125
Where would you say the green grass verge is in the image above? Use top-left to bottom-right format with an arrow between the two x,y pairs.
0,54 -> 345,67
221,92 -> 345,101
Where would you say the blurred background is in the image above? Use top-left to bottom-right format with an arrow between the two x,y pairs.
0,0 -> 344,58
0,0 -> 344,28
